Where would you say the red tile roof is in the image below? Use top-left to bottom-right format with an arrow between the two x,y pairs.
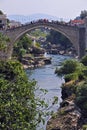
71,19 -> 84,25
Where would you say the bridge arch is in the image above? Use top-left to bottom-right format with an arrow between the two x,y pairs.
12,23 -> 79,53
4,21 -> 83,58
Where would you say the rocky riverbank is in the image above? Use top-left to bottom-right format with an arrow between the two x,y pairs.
46,81 -> 87,130
46,58 -> 87,130
21,54 -> 51,69
46,97 -> 81,130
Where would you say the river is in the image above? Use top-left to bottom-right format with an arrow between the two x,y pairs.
26,54 -> 72,130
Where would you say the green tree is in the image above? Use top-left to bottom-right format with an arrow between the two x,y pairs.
80,10 -> 87,19
0,33 -> 10,51
18,48 -> 26,61
0,60 -> 37,130
0,33 -> 57,130
55,59 -> 87,82
81,55 -> 87,66
0,60 -> 58,130
76,82 -> 87,115
46,30 -> 72,49
14,34 -> 32,52
55,59 -> 78,75
13,34 -> 32,60
20,35 -> 32,50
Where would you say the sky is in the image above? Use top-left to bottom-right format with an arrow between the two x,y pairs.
0,0 -> 87,20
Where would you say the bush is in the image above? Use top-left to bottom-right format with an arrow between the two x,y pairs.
81,55 -> 87,66
56,59 -> 87,82
13,34 -> 32,59
76,82 -> 87,113
55,59 -> 80,78
0,33 -> 10,51
64,73 -> 78,82
56,59 -> 79,76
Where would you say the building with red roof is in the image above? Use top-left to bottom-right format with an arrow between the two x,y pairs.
70,19 -> 84,26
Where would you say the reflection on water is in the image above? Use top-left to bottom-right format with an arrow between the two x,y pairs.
26,54 -> 72,130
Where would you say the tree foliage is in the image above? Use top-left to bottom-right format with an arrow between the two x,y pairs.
46,30 -> 72,49
81,55 -> 87,66
55,57 -> 87,116
0,59 -> 55,130
55,59 -> 87,81
76,82 -> 87,114
0,33 -> 10,51
0,60 -> 38,130
55,59 -> 78,75
80,10 -> 87,19
13,34 -> 32,60
0,60 -> 58,129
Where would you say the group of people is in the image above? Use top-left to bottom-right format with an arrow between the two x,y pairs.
1,18 -> 84,31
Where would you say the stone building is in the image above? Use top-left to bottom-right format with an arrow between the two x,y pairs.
0,14 -> 7,30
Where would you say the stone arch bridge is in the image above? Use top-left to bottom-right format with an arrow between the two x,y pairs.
1,19 -> 87,59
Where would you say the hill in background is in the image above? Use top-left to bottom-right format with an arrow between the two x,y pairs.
7,13 -> 68,24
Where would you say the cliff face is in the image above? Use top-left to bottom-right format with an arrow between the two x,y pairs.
46,84 -> 83,130
46,101 -> 82,129
46,56 -> 87,130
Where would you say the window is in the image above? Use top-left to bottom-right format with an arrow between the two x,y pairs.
0,20 -> 2,23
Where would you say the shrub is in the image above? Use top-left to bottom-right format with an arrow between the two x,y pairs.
81,55 -> 87,66
76,82 -> 87,113
56,59 -> 87,82
0,33 -> 10,51
61,60 -> 77,74
55,59 -> 78,76
64,73 -> 78,82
